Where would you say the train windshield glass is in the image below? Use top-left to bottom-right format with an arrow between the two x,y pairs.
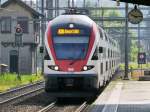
53,36 -> 89,60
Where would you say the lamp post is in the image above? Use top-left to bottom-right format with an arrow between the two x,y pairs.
83,0 -> 86,7
124,3 -> 129,80
41,0 -> 45,75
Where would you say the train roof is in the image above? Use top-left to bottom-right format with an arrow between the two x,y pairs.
99,26 -> 119,48
50,14 -> 93,27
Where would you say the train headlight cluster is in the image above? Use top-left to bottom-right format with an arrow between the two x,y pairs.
83,66 -> 88,71
54,66 -> 59,71
48,65 -> 59,71
82,65 -> 94,71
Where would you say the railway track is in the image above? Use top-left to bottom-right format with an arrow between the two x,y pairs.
0,81 -> 45,106
38,101 -> 88,112
0,81 -> 95,112
38,102 -> 56,112
75,102 -> 87,112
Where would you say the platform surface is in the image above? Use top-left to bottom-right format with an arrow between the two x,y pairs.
90,80 -> 150,112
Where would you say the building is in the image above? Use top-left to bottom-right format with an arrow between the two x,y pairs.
0,0 -> 41,74
1,0 -> 37,9
22,0 -> 37,9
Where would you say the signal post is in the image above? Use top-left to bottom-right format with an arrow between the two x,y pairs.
15,24 -> 23,80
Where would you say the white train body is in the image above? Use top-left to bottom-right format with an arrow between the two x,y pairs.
44,14 -> 120,96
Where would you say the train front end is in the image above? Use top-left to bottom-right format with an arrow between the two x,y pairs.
44,15 -> 99,96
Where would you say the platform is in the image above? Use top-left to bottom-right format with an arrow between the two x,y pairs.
90,80 -> 150,112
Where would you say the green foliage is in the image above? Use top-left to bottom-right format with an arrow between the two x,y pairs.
128,30 -> 138,62
130,40 -> 138,62
119,63 -> 150,70
0,73 -> 43,92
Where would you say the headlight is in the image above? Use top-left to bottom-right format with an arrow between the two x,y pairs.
82,65 -> 94,71
83,66 -> 88,71
54,66 -> 59,71
48,65 -> 59,71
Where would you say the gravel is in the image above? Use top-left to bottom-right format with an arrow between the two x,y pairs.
0,92 -> 55,112
0,81 -> 44,102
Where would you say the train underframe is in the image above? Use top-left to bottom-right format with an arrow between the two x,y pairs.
44,74 -> 100,97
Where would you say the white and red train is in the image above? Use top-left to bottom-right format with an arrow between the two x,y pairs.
44,11 -> 120,97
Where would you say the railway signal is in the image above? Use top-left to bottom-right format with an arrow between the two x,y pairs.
15,24 -> 23,46
15,24 -> 23,80
40,46 -> 44,53
15,24 -> 23,36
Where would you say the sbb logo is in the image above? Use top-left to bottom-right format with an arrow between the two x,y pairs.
138,52 -> 146,64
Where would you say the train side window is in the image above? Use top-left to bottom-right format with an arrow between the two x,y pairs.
101,63 -> 103,74
105,33 -> 108,41
99,47 -> 103,53
44,48 -> 51,60
92,47 -> 98,60
106,61 -> 108,71
99,28 -> 103,39
108,49 -> 109,58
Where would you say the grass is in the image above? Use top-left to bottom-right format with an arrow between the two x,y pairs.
119,62 -> 150,70
119,62 -> 150,81
0,73 -> 44,92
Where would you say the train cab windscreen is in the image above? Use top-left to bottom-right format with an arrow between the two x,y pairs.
51,27 -> 91,60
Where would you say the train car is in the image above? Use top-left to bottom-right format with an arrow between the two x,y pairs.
44,10 -> 120,97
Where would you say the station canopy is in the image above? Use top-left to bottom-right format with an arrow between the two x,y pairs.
112,0 -> 150,6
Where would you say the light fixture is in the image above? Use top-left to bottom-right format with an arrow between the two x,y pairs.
83,66 -> 88,71
69,23 -> 74,28
54,66 -> 59,71
48,65 -> 59,71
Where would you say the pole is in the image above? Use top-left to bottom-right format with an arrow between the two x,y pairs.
17,45 -> 21,80
124,3 -> 129,80
83,0 -> 86,7
36,0 -> 38,10
41,0 -> 44,75
55,0 -> 57,17
102,8 -> 104,27
36,46 -> 37,76
72,0 -> 74,7
57,0 -> 59,16
68,0 -> 70,8
138,23 -> 140,68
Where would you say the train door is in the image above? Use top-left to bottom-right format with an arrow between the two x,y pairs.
10,50 -> 18,73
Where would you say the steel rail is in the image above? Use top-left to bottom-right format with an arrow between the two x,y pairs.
0,87 -> 44,105
38,102 -> 56,112
74,102 -> 87,112
0,80 -> 44,96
